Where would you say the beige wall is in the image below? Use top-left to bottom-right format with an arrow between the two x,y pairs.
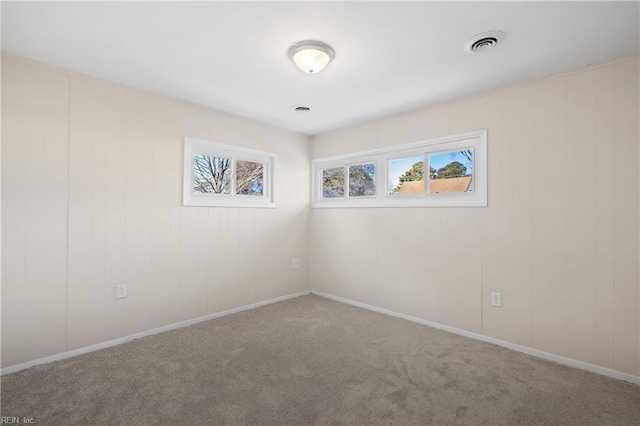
310,56 -> 639,376
1,54 -> 310,368
2,53 -> 639,378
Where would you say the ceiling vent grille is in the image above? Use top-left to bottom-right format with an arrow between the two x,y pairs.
464,31 -> 507,53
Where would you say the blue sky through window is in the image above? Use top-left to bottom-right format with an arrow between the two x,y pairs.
388,150 -> 474,193
388,156 -> 424,192
429,150 -> 473,176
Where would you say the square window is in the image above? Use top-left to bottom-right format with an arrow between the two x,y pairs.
348,162 -> 376,197
428,150 -> 473,194
388,156 -> 424,195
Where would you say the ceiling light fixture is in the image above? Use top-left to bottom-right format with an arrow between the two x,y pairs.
288,40 -> 335,74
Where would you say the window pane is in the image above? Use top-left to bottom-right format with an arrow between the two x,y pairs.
322,167 -> 344,198
193,154 -> 231,194
349,162 -> 376,197
388,156 -> 425,195
428,150 -> 474,193
236,160 -> 264,196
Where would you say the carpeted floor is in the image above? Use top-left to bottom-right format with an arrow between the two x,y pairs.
1,294 -> 638,425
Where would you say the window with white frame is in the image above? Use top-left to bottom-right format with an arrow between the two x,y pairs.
312,130 -> 487,207
319,159 -> 377,200
183,136 -> 276,207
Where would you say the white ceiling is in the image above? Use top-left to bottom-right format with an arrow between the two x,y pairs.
2,1 -> 639,135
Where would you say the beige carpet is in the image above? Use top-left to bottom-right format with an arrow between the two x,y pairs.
1,294 -> 638,425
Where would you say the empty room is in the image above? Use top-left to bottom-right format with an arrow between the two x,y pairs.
1,1 -> 639,425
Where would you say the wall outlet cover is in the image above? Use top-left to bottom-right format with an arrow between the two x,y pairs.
116,285 -> 127,299
491,292 -> 502,307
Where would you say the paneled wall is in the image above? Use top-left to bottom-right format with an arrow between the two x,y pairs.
3,52 -> 639,378
2,54 -> 310,368
310,56 -> 639,376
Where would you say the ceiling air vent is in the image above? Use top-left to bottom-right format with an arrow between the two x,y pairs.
464,31 -> 507,53
294,106 -> 311,112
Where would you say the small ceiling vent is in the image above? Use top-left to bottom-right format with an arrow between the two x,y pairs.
464,31 -> 507,53
294,105 -> 311,112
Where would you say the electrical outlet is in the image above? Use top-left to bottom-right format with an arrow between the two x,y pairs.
292,259 -> 301,269
116,284 -> 127,299
491,292 -> 502,307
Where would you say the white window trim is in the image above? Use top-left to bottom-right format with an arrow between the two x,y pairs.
183,136 -> 276,208
312,130 -> 487,208
320,156 -> 379,201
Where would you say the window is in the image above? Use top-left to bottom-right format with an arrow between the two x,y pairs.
193,154 -> 231,194
348,162 -> 376,197
312,130 -> 487,207
319,159 -> 377,201
428,150 -> 474,194
322,167 -> 344,198
388,155 -> 425,196
183,137 -> 276,207
235,160 -> 265,196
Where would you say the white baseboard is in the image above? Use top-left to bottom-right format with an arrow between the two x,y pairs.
1,290 -> 311,376
4,289 -> 638,386
310,290 -> 640,386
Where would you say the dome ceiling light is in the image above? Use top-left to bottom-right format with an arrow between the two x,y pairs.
288,40 -> 335,74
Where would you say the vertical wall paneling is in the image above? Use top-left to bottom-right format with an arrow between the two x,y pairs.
565,70 -> 598,365
395,209 -> 427,320
421,208 -> 442,324
67,76 -> 96,350
310,57 -> 639,376
508,85 -> 535,348
2,54 -> 310,369
465,207 -> 483,335
531,77 -> 568,357
124,91 -> 157,335
178,105 -> 209,322
496,92 -> 515,342
22,65 -> 47,362
481,92 -> 507,341
440,208 -> 470,331
168,105 -> 184,326
368,210 -> 396,309
2,58 -> 29,366
613,59 -> 640,374
2,61 -> 71,362
89,82 -> 107,346
103,86 -> 127,342
41,69 -> 70,357
594,66 -> 616,369
2,52 -> 637,377
205,207 -> 223,313
150,98 -> 177,329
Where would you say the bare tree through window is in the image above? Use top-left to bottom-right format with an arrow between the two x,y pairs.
236,160 -> 264,196
193,154 -> 231,194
